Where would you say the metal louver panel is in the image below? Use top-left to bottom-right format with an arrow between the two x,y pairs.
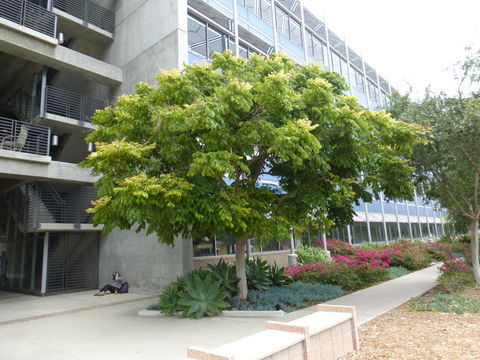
46,233 -> 98,293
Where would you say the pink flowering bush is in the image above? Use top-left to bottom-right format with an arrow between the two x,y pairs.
437,256 -> 475,293
440,257 -> 471,273
314,238 -> 355,256
285,262 -> 388,292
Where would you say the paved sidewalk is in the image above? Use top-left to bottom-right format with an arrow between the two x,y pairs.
325,264 -> 441,325
0,265 -> 441,360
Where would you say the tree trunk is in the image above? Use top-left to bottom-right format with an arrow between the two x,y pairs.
235,234 -> 249,300
471,217 -> 480,283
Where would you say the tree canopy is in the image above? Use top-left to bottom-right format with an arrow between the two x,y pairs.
390,50 -> 480,282
81,52 -> 425,298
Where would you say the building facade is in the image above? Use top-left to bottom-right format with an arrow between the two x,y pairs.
0,0 -> 444,295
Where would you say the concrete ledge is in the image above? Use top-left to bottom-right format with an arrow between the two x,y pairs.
37,113 -> 97,133
36,223 -> 103,232
187,306 -> 358,360
0,17 -> 58,45
0,149 -> 51,164
53,8 -> 114,42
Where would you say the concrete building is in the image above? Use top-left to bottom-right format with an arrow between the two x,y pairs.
0,0 -> 445,296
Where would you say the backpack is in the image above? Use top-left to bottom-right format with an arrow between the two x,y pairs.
119,282 -> 129,294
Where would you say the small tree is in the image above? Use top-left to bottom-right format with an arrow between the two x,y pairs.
391,50 -> 480,283
82,52 -> 424,299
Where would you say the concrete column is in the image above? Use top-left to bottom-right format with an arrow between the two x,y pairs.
271,0 -> 279,52
379,192 -> 389,243
364,202 -> 372,243
432,209 -> 438,237
347,225 -> 353,245
322,232 -> 327,251
394,200 -> 402,240
344,37 -> 353,96
30,235 -> 38,291
405,201 -> 413,240
41,232 -> 49,294
361,55 -> 372,110
323,17 -> 332,69
414,190 -> 423,239
298,0 -> 308,62
232,0 -> 240,55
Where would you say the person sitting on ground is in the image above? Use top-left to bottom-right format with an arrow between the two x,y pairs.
95,272 -> 127,296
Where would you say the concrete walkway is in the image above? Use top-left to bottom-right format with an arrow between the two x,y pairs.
0,265 -> 440,360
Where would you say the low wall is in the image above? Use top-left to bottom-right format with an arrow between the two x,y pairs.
193,250 -> 291,270
187,304 -> 358,360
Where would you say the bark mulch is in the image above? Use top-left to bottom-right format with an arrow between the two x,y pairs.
344,286 -> 480,360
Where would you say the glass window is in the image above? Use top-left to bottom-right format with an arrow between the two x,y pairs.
260,0 -> 272,24
306,33 -> 314,60
312,38 -> 324,62
275,8 -> 289,37
289,18 -> 302,47
207,26 -> 225,57
193,234 -> 215,257
188,16 -> 207,59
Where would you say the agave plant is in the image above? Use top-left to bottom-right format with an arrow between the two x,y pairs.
246,258 -> 271,291
269,263 -> 293,287
207,259 -> 239,296
158,282 -> 184,315
178,272 -> 230,319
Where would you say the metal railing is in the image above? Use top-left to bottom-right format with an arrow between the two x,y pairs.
0,117 -> 50,156
0,0 -> 57,38
45,85 -> 105,123
52,0 -> 114,33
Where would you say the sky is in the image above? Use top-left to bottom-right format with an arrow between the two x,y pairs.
302,0 -> 480,97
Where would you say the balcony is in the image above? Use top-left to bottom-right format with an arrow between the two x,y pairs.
0,117 -> 50,157
52,0 -> 115,34
9,85 -> 105,132
0,0 -> 57,38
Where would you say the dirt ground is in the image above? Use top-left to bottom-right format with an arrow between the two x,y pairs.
344,286 -> 480,360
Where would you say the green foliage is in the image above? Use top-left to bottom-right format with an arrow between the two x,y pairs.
268,263 -> 293,287
409,293 -> 480,314
390,249 -> 432,271
178,272 -> 230,319
206,259 -> 239,296
82,50 -> 425,251
82,51 -> 426,299
158,281 -> 184,314
295,264 -> 388,292
388,266 -> 410,279
246,258 -> 271,291
231,282 -> 344,312
355,242 -> 387,251
437,271 -> 476,293
296,246 -> 332,265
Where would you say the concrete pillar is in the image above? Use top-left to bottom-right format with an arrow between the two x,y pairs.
347,225 -> 353,245
41,232 -> 49,295
394,200 -> 401,240
414,190 -> 423,239
379,192 -> 389,243
271,0 -> 279,52
364,202 -> 372,243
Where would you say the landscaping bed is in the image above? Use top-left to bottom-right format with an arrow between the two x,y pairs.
344,285 -> 480,360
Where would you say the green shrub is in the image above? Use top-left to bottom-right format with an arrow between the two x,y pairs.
178,272 -> 230,319
388,266 -> 410,279
355,242 -> 387,251
246,258 -> 271,290
294,263 -> 388,292
390,249 -> 432,270
437,271 -> 475,293
268,263 -> 293,287
409,293 -> 480,314
424,243 -> 451,262
231,282 -> 344,312
207,259 -> 239,296
296,246 -> 332,265
458,235 -> 471,243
